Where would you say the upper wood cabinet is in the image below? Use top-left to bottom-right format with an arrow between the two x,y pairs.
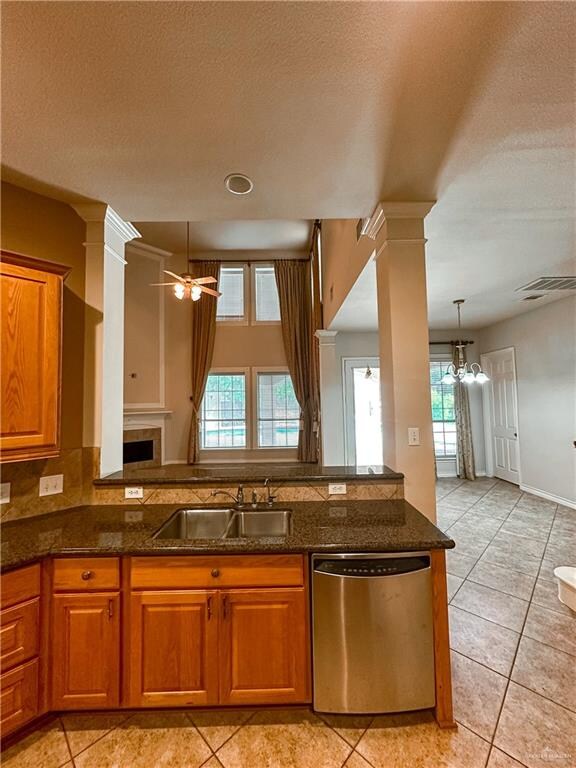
0,251 -> 69,463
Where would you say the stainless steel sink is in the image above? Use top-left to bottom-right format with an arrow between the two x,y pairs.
153,507 -> 292,540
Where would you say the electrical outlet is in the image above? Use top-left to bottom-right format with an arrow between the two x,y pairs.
125,487 -> 144,499
124,509 -> 144,522
0,482 -> 11,504
39,474 -> 64,497
328,483 -> 347,495
408,427 -> 420,446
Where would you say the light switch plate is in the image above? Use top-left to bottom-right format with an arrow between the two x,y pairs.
408,427 -> 420,446
328,483 -> 347,495
0,482 -> 11,504
39,474 -> 64,497
125,509 -> 144,522
125,487 -> 144,499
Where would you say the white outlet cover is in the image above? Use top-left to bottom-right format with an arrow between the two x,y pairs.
125,487 -> 144,499
328,483 -> 347,495
39,474 -> 64,497
408,427 -> 420,446
0,482 -> 11,504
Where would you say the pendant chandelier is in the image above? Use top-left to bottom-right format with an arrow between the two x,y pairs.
441,300 -> 489,385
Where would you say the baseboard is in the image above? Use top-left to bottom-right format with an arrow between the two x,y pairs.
519,484 -> 576,510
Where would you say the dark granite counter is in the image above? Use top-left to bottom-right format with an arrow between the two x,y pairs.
94,463 -> 403,486
0,500 -> 453,572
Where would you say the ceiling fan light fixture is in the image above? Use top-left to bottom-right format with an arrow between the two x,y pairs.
173,283 -> 185,300
224,173 -> 253,195
191,285 -> 202,301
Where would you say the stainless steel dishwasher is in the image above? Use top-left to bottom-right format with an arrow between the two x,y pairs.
312,552 -> 435,714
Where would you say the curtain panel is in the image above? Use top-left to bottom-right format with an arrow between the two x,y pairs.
451,344 -> 476,480
187,261 -> 221,463
274,260 -> 319,463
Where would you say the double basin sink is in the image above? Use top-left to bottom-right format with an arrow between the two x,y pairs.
153,507 -> 292,540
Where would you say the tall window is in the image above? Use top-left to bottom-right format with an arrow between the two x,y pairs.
201,373 -> 246,448
217,266 -> 245,321
253,265 -> 281,322
257,373 -> 299,447
429,361 -> 456,457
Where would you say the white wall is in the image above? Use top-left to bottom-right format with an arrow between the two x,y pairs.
428,329 -> 486,476
318,331 -> 380,465
479,297 -> 576,507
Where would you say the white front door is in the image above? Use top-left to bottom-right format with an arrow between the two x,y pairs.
343,358 -> 383,466
481,348 -> 520,484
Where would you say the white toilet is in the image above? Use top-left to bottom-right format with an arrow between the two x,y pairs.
554,566 -> 576,612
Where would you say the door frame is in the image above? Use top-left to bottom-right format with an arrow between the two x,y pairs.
480,346 -> 522,484
342,357 -> 381,466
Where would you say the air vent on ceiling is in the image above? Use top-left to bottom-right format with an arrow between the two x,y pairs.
517,276 -> 576,292
521,294 -> 543,301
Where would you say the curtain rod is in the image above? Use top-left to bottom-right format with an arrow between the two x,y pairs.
429,340 -> 475,346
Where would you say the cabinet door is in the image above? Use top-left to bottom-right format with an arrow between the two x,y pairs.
0,659 -> 39,736
129,591 -> 219,707
0,597 -> 40,673
51,593 -> 120,709
219,588 -> 310,705
0,255 -> 66,463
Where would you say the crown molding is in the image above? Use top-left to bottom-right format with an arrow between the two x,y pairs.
360,201 -> 436,240
315,330 -> 338,345
125,241 -> 173,259
72,203 -> 140,243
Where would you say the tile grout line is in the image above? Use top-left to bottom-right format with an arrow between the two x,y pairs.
61,711 -> 135,763
58,716 -> 76,768
485,496 -> 561,763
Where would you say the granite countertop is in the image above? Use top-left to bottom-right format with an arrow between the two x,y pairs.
94,463 -> 404,486
0,500 -> 453,572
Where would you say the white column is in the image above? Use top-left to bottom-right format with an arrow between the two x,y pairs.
73,204 -> 140,477
370,202 -> 437,519
315,330 -> 344,466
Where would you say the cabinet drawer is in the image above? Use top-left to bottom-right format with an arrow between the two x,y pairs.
131,555 -> 304,590
1,564 -> 41,609
0,598 -> 40,673
0,658 -> 39,736
53,558 -> 120,591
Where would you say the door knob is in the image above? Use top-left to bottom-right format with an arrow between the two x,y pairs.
211,568 -> 220,578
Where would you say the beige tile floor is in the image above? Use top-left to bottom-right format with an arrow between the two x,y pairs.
3,479 -> 575,768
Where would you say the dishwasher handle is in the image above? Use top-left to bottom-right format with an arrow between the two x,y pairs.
313,555 -> 430,578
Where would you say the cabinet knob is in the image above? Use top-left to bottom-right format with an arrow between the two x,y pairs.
81,570 -> 94,581
211,568 -> 220,578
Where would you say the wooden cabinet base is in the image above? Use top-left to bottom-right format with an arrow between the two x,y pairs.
0,659 -> 39,736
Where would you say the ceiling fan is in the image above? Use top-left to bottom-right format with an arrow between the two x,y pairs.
150,222 -> 222,301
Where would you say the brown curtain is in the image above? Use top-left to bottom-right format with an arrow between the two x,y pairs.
451,344 -> 476,480
187,261 -> 221,463
274,260 -> 319,463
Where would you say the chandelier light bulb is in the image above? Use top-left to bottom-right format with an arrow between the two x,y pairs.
475,371 -> 489,384
174,283 -> 185,300
463,371 -> 475,384
441,371 -> 455,386
191,285 -> 202,301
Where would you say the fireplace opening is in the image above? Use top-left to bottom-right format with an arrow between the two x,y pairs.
123,439 -> 154,465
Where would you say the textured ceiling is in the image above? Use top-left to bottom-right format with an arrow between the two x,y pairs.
2,1 -> 575,326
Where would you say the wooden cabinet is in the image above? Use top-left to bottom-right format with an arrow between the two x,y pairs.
128,555 -> 311,708
219,588 -> 309,705
129,591 -> 219,708
51,593 -> 120,709
0,251 -> 69,463
0,564 -> 42,736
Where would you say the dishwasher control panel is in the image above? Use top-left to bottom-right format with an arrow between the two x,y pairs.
314,556 -> 430,577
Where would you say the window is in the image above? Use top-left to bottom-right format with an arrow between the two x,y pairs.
217,266 -> 246,321
253,265 -> 281,322
257,373 -> 299,447
200,373 -> 246,448
430,361 -> 456,457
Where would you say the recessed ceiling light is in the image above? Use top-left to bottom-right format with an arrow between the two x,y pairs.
225,173 -> 253,195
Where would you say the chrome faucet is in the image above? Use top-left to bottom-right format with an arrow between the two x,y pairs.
264,478 -> 277,507
210,484 -> 246,508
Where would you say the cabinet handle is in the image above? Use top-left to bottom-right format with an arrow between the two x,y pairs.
211,568 -> 220,578
222,595 -> 228,619
207,596 -> 212,620
108,599 -> 114,619
81,570 -> 94,581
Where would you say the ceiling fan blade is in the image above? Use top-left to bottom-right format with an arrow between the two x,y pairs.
200,286 -> 222,298
149,282 -> 179,286
192,276 -> 217,285
163,269 -> 184,281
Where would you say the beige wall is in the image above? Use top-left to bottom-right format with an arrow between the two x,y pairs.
321,219 -> 376,328
479,297 -> 576,506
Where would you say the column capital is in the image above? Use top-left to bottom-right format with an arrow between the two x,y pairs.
361,201 -> 436,240
72,203 -> 141,244
315,330 -> 338,346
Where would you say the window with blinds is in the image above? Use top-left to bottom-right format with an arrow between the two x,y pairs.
257,373 -> 299,447
254,265 -> 281,322
217,266 -> 245,321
